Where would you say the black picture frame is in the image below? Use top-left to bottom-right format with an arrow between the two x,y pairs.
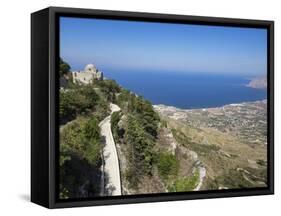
31,6 -> 274,208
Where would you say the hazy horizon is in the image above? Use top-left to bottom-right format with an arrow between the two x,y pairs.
60,17 -> 267,77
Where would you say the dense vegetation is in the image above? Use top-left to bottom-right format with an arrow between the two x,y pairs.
60,117 -> 102,198
59,78 -> 122,124
110,88 -> 204,192
124,114 -> 155,187
59,59 -> 124,198
59,76 -> 108,198
111,89 -> 161,189
116,89 -> 159,138
60,85 -> 102,123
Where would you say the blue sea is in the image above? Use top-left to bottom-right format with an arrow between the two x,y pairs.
103,69 -> 267,109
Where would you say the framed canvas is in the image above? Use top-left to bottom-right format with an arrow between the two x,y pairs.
31,7 -> 274,208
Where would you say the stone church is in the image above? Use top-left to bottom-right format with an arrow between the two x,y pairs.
72,64 -> 103,84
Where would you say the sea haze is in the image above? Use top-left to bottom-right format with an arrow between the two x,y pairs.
103,69 -> 267,109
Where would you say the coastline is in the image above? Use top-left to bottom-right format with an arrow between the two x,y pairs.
153,99 -> 267,112
153,98 -> 267,146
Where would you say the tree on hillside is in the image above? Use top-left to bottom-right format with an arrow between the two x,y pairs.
60,57 -> 71,77
125,115 -> 154,188
98,79 -> 121,102
134,98 -> 159,138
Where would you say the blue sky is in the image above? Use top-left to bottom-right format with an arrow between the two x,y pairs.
60,17 -> 267,76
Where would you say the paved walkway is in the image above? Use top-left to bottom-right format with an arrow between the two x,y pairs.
99,103 -> 121,196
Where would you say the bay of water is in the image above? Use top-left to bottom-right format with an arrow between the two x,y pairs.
103,69 -> 267,109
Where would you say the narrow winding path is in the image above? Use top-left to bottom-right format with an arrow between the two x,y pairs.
194,166 -> 206,191
99,103 -> 121,196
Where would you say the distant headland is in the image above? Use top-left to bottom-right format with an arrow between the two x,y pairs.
246,76 -> 267,89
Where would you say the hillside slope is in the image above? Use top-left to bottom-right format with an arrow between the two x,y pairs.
154,100 -> 267,190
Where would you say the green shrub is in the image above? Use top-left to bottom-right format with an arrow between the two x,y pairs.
59,84 -> 101,123
111,111 -> 121,141
157,152 -> 179,180
59,116 -> 103,198
60,117 -> 102,167
168,169 -> 200,192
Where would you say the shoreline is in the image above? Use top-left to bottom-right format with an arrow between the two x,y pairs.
153,99 -> 267,111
